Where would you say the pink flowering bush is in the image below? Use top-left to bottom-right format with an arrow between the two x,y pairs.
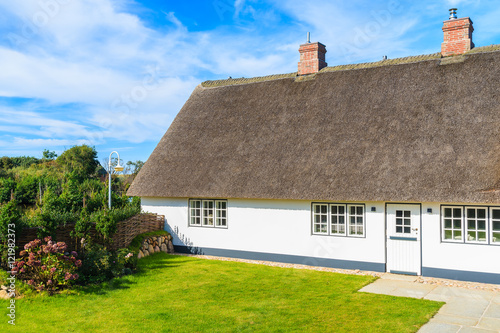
12,237 -> 81,293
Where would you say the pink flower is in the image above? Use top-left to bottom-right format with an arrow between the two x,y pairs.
47,280 -> 52,285
50,267 -> 56,273
41,265 -> 47,271
44,236 -> 52,243
125,253 -> 133,259
73,274 -> 79,280
19,250 -> 27,257
71,251 -> 78,257
19,268 -> 25,273
75,260 -> 82,268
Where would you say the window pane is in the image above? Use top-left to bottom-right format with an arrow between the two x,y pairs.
493,221 -> 500,231
396,210 -> 402,217
467,231 -> 476,241
453,208 -> 462,217
454,230 -> 462,239
357,207 -> 363,215
492,209 -> 500,220
477,209 -> 485,219
477,220 -> 486,230
396,226 -> 402,233
404,211 -> 410,218
468,220 -> 476,229
467,209 -> 475,218
453,219 -> 461,229
444,219 -> 452,228
339,216 -> 345,224
339,206 -> 345,214
478,232 -> 486,241
444,208 -> 452,218
492,232 -> 500,243
404,227 -> 411,234
444,230 -> 452,239
396,218 -> 402,226
350,206 -> 356,215
321,205 -> 327,214
331,206 -> 338,214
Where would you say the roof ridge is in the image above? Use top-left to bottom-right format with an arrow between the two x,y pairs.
201,44 -> 500,88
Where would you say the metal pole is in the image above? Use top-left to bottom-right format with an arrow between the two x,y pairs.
108,151 -> 121,209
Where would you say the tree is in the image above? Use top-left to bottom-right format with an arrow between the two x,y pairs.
42,149 -> 57,160
56,145 -> 100,180
0,157 -> 13,170
125,160 -> 144,175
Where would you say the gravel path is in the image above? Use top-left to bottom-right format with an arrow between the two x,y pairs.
175,253 -> 500,292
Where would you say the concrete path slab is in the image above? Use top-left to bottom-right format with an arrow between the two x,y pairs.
359,274 -> 500,332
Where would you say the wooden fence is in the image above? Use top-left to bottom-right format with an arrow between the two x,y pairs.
16,213 -> 165,253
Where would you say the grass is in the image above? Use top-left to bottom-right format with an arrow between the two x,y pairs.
1,254 -> 442,332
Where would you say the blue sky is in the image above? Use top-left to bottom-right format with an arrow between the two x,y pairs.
0,0 -> 499,166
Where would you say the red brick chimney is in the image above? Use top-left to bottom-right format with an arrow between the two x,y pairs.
441,8 -> 474,57
298,33 -> 327,75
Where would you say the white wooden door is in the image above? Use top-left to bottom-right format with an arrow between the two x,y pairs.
386,204 -> 421,275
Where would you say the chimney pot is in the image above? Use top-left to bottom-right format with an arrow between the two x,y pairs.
449,8 -> 458,20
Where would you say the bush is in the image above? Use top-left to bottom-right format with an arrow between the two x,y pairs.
0,201 -> 22,269
12,237 -> 81,294
15,174 -> 39,206
0,178 -> 16,203
78,244 -> 135,285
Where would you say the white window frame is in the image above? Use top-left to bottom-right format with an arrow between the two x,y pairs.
189,199 -> 228,228
347,204 -> 365,237
215,200 -> 227,227
465,207 -> 488,243
312,203 -> 365,237
395,210 -> 411,235
189,199 -> 201,226
312,203 -> 328,235
490,207 -> 500,245
441,206 -> 463,242
330,204 -> 347,236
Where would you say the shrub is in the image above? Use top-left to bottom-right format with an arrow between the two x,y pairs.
0,201 -> 22,269
0,178 -> 16,203
15,174 -> 39,206
78,244 -> 135,285
12,237 -> 81,294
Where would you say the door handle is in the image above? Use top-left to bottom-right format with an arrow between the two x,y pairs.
412,228 -> 418,231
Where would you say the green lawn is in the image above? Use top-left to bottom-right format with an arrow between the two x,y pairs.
1,254 -> 442,332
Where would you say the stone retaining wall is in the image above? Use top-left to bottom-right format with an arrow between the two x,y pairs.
138,234 -> 174,259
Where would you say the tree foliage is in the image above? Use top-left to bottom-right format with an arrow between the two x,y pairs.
56,145 -> 100,180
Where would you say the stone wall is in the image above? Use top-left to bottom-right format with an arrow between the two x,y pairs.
138,234 -> 174,259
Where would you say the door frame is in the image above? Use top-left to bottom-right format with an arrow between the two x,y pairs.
384,203 -> 422,275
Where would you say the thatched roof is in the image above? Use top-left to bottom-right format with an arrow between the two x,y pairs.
128,46 -> 500,204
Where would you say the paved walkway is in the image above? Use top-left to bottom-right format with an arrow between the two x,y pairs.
360,273 -> 500,332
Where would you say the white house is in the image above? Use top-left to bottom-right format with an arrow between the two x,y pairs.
128,10 -> 500,284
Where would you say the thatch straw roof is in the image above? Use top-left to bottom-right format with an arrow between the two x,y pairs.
128,47 -> 500,204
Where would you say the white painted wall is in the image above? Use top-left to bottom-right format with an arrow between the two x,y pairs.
141,198 -> 500,276
141,198 -> 386,266
421,202 -> 500,275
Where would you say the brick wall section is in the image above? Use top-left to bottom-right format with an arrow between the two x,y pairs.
16,213 -> 165,254
442,17 -> 474,57
298,42 -> 327,75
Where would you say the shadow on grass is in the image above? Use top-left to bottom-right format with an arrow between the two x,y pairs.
77,253 -> 198,296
